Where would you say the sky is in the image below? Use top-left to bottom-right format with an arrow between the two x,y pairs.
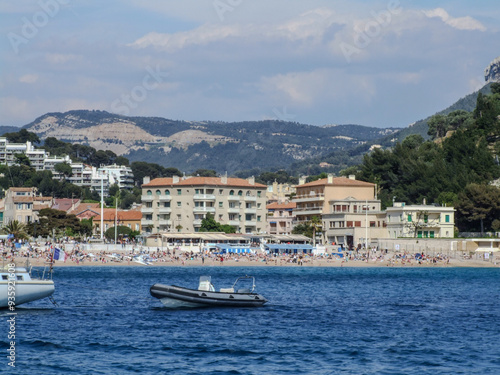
1,0 -> 499,128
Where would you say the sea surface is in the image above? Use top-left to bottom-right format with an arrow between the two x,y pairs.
1,266 -> 500,374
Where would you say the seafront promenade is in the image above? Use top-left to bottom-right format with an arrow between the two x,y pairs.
4,242 -> 498,268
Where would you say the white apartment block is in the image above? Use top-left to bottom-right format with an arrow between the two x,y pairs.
0,137 -> 48,170
385,202 -> 455,239
141,175 -> 267,234
98,164 -> 134,190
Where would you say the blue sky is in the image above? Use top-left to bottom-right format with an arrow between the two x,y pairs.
1,0 -> 499,128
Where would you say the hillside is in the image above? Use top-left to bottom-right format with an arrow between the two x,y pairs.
22,110 -> 398,174
288,83 -> 495,176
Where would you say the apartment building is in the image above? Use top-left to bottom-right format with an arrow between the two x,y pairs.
266,202 -> 296,235
2,187 -> 53,224
323,197 -> 387,249
293,174 -> 377,222
98,164 -> 134,190
141,175 -> 267,234
386,202 -> 455,239
266,181 -> 296,204
0,138 -> 47,170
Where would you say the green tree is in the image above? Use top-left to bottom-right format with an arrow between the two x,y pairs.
456,184 -> 500,234
54,162 -> 73,178
3,129 -> 40,144
427,114 -> 448,139
308,216 -> 323,246
192,169 -> 217,177
104,225 -> 132,240
4,220 -> 28,240
14,153 -> 31,167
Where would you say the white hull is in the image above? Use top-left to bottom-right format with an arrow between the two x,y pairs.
159,297 -> 205,309
0,280 -> 55,307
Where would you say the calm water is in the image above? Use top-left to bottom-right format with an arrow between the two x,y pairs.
1,266 -> 500,374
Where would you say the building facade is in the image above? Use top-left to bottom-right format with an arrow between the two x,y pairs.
266,202 -> 296,235
141,175 -> 267,234
2,187 -> 53,225
385,202 -> 455,239
323,197 -> 386,248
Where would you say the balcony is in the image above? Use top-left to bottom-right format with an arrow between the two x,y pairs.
158,219 -> 171,226
227,195 -> 240,201
141,219 -> 154,226
193,194 -> 216,201
141,195 -> 154,202
158,207 -> 171,214
141,207 -> 154,214
193,207 -> 216,213
244,195 -> 257,202
293,194 -> 325,203
193,219 -> 202,227
228,220 -> 240,226
244,208 -> 256,214
244,221 -> 257,226
228,207 -> 240,213
158,195 -> 172,202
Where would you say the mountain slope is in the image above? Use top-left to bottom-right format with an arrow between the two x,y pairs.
22,110 -> 398,173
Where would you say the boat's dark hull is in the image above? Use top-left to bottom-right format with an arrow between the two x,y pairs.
150,283 -> 268,308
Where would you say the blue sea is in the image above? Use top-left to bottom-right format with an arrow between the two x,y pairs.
2,266 -> 500,374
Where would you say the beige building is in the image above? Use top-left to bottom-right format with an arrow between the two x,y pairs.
294,174 -> 377,223
141,175 -> 267,234
266,202 -> 296,235
2,187 -> 53,225
293,175 -> 380,247
266,181 -> 296,204
386,202 -> 455,239
323,197 -> 386,249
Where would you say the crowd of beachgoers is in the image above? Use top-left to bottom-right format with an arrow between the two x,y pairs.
1,240 -> 496,268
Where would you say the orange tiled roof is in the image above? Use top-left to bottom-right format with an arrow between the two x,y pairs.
94,209 -> 142,221
143,176 -> 266,188
69,203 -> 101,216
267,202 -> 296,210
298,177 -> 375,188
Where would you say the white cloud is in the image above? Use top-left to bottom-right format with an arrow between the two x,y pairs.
19,74 -> 38,83
423,8 -> 486,31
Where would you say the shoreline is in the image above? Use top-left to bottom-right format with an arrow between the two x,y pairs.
13,257 -> 498,268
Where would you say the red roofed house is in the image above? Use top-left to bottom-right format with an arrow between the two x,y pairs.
93,208 -> 142,234
141,175 -> 267,234
2,187 -> 53,225
266,202 -> 296,235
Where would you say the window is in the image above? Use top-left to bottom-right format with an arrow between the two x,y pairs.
17,204 -> 23,210
219,189 -> 223,195
229,190 -> 234,196
195,189 -> 200,194
445,214 -> 450,223
146,202 -> 152,208
417,231 -> 422,238
177,189 -> 182,195
165,189 -> 170,195
424,215 -> 428,223
147,190 -> 152,196
219,202 -> 223,208
430,231 -> 435,238
156,189 -> 161,195
238,190 -> 243,196
257,191 -> 261,197
177,202 -> 181,207
164,202 -> 170,208
257,216 -> 261,222
407,214 -> 412,222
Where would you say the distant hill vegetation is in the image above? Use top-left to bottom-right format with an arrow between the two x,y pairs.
21,110 -> 398,174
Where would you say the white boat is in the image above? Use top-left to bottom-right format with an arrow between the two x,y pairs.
150,275 -> 268,308
0,263 -> 55,308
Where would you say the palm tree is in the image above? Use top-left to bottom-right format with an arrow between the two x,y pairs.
5,220 -> 28,240
308,216 -> 323,247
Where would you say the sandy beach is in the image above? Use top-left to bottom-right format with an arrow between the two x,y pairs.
11,253 -> 498,268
